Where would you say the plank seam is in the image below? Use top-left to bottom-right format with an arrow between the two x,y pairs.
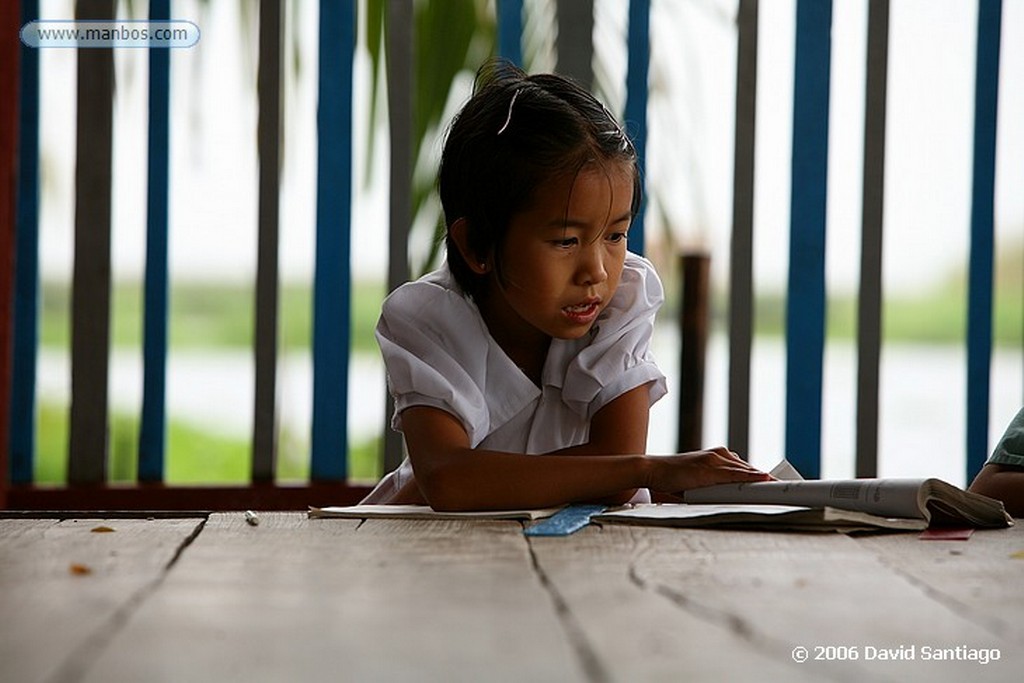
626,563 -> 863,683
163,515 -> 208,571
864,548 -> 1013,644
46,517 -> 209,683
525,538 -> 611,683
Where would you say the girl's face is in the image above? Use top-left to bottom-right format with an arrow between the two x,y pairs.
480,163 -> 633,355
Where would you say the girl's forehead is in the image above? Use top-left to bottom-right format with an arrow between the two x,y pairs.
528,163 -> 634,215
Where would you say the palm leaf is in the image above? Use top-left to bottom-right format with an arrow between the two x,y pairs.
361,0 -> 495,276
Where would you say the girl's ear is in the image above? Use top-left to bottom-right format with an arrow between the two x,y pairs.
449,218 -> 490,274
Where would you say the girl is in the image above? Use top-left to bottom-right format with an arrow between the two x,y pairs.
362,61 -> 769,510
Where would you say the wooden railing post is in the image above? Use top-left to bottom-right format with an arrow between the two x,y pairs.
382,0 -> 413,475
678,253 -> 710,453
10,0 -> 38,488
139,0 -> 172,482
312,0 -> 357,481
69,0 -> 116,485
555,0 -> 594,90
624,0 -> 649,255
252,0 -> 284,483
785,0 -> 832,479
966,0 -> 1002,480
727,0 -> 758,460
855,0 -> 889,478
497,0 -> 523,66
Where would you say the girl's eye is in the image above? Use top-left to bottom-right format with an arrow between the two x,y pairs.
607,232 -> 627,244
553,237 -> 578,248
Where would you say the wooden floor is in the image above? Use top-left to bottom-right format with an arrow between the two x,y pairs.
1,513 -> 1021,682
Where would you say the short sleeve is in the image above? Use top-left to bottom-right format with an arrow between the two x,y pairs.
558,253 -> 668,420
375,271 -> 540,447
988,407 -> 1024,467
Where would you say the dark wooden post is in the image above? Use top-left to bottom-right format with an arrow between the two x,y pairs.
69,0 -> 116,485
678,253 -> 710,453
253,0 -> 283,483
382,0 -> 414,474
555,0 -> 594,90
728,0 -> 758,460
855,0 -> 889,478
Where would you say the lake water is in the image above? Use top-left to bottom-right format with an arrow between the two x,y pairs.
36,328 -> 1022,488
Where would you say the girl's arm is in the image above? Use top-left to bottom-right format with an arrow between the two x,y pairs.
542,382 -> 658,505
400,385 -> 769,511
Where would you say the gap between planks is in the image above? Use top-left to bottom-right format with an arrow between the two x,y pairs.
47,516 -> 209,683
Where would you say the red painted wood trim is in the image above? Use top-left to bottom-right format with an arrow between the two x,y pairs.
0,0 -> 23,509
5,483 -> 373,512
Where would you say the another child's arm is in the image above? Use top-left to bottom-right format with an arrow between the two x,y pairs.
968,464 -> 1024,517
967,407 -> 1024,517
400,385 -> 769,511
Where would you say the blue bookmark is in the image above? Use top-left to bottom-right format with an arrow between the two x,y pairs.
523,504 -> 607,537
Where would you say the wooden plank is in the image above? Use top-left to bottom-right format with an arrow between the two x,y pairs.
624,0 -> 649,255
0,517 -> 204,683
311,0 -> 356,482
139,0 -> 172,482
548,525 -> 1018,682
529,525 -> 822,681
10,0 -> 39,487
785,0 -> 832,479
383,0 -> 413,475
966,0 -> 1002,481
727,0 -> 758,459
69,0 -> 116,485
854,525 -> 1024,647
252,0 -> 284,482
1,517 -> 1022,680
81,514 -> 585,682
855,0 -> 889,478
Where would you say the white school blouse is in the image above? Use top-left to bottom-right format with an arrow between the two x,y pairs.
361,252 -> 668,504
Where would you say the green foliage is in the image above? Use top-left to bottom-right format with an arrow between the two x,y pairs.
35,402 -> 69,483
711,286 -> 1021,347
34,401 -> 382,485
365,0 -> 497,276
41,280 -> 386,353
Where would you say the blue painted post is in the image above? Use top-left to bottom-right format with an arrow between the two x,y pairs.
966,0 -> 1002,481
785,0 -> 832,479
311,0 -> 356,481
624,0 -> 649,256
497,0 -> 523,66
138,0 -> 171,482
10,0 -> 39,485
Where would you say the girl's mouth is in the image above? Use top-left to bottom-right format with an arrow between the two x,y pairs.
562,300 -> 601,325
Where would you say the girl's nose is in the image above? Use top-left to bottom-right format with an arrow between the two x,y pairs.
576,247 -> 608,286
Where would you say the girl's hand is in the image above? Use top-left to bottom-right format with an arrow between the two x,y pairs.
645,447 -> 772,493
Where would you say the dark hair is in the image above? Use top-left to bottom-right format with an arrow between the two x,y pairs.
439,59 -> 642,299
